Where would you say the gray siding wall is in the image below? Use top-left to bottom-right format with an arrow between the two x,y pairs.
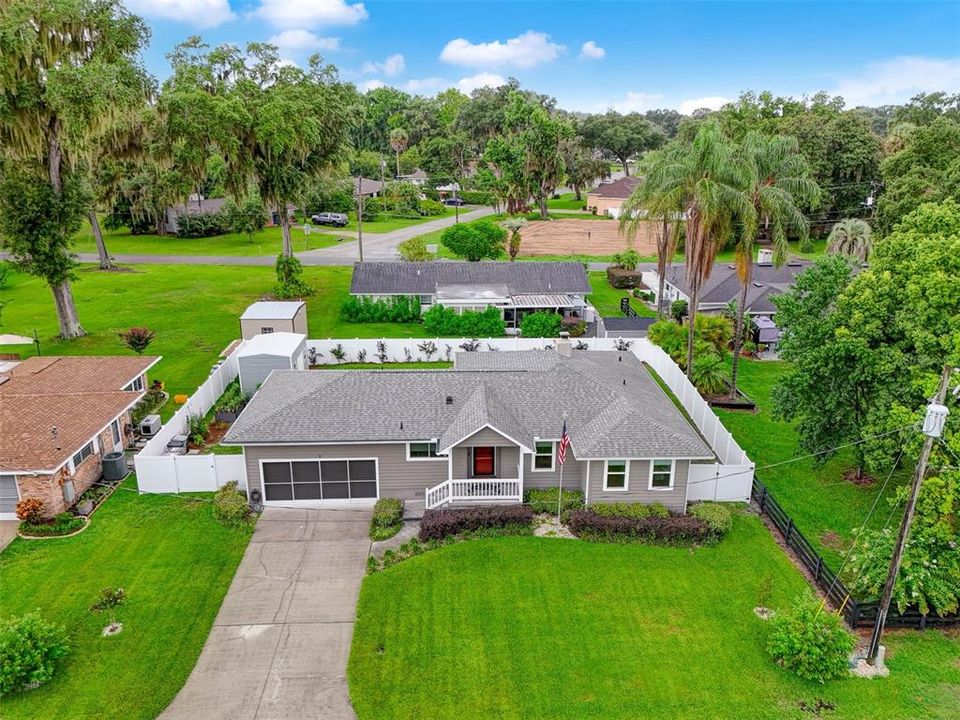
586,459 -> 689,513
456,427 -> 518,447
451,445 -> 520,478
523,452 -> 585,491
244,443 -> 448,501
240,318 -> 297,340
239,355 -> 292,395
292,306 -> 308,336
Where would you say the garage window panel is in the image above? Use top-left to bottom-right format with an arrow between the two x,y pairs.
292,461 -> 321,500
349,460 -> 378,498
320,460 -> 349,499
263,461 -> 293,501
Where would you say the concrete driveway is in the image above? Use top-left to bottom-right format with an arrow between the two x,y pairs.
0,521 -> 18,553
161,507 -> 372,720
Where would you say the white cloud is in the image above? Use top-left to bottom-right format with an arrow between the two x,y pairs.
361,54 -> 405,77
579,41 -> 605,60
403,77 -> 449,94
252,0 -> 368,29
440,31 -> 563,69
359,79 -> 385,92
124,0 -> 235,27
829,56 -> 960,107
603,91 -> 666,113
678,96 -> 731,114
268,29 -> 340,53
456,72 -> 507,94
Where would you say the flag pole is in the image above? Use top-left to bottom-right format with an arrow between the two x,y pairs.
557,412 -> 569,521
557,459 -> 564,521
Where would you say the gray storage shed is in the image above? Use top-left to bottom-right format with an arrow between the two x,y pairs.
237,332 -> 307,395
240,301 -> 307,340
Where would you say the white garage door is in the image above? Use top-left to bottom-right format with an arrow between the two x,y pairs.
261,459 -> 378,505
0,475 -> 20,520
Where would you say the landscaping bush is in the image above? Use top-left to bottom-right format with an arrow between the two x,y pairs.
562,318 -> 588,337
274,253 -> 313,299
670,299 -> 688,323
214,381 -> 248,416
688,502 -> 734,537
524,488 -> 584,514
520,311 -> 562,338
589,502 -> 670,520
0,612 -> 69,697
417,199 -> 446,216
568,509 -> 712,545
440,219 -> 506,261
175,211 -> 229,239
370,498 -> 404,541
339,295 -> 421,323
419,504 -> 534,541
19,512 -> 85,537
396,237 -> 433,261
767,592 -> 856,683
15,498 -> 44,524
606,267 -> 643,289
119,326 -> 156,355
458,189 -> 495,205
422,305 -> 505,337
187,413 -> 210,446
213,481 -> 250,527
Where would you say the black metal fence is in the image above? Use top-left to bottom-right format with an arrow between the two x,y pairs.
619,297 -> 639,318
751,477 -> 959,629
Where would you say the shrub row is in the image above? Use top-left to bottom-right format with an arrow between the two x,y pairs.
589,502 -> 669,520
688,502 -> 734,536
524,488 -> 584,514
419,504 -> 534,542
458,189 -> 496,205
370,498 -> 404,541
422,305 -> 505,337
176,211 -> 230,238
567,509 -> 713,545
339,295 -> 421,324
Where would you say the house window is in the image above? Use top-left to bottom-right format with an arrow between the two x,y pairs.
407,442 -> 445,460
533,441 -> 554,471
419,295 -> 432,305
604,460 -> 628,491
72,441 -> 95,468
261,327 -> 274,334
649,460 -> 674,489
124,376 -> 144,392
111,419 -> 121,445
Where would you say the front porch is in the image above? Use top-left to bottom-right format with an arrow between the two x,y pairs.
424,477 -> 523,510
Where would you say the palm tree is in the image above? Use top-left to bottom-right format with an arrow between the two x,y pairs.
626,122 -> 756,376
389,128 -> 408,179
826,218 -> 872,262
730,132 -> 820,397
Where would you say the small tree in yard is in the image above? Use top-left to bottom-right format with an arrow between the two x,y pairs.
213,481 -> 250,527
119,327 -> 155,355
440,220 -> 506,261
90,587 -> 127,630
0,612 -> 69,696
274,253 -> 312,299
767,592 -> 855,683
670,299 -> 688,324
520,311 -> 562,338
503,217 -> 526,261
223,195 -> 268,242
397,236 -> 432,261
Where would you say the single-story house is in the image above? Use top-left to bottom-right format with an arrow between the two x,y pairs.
0,355 -> 160,519
354,177 -> 384,198
350,261 -> 594,332
222,345 -> 715,513
586,176 -> 641,218
163,196 -> 296,234
397,168 -> 428,186
237,333 -> 308,395
240,301 -> 308,340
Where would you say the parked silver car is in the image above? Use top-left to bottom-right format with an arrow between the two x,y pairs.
311,212 -> 349,227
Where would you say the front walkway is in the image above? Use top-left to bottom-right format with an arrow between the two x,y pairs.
160,507 -> 371,720
0,521 -> 17,553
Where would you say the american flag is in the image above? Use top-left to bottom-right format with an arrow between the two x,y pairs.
557,419 -> 571,465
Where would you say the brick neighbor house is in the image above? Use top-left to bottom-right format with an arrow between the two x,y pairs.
0,355 -> 160,520
586,176 -> 642,218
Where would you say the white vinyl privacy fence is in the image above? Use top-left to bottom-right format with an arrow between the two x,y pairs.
307,336 -> 754,502
134,348 -> 246,494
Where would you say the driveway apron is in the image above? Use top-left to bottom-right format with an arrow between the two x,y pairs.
160,507 -> 371,720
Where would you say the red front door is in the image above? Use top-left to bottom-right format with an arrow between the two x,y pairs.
473,447 -> 495,477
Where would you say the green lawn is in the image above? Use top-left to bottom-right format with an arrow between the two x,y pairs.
0,265 -> 425,415
349,515 -> 960,719
715,360 -> 912,566
587,270 -> 656,318
547,192 -> 588,210
0,478 -> 252,720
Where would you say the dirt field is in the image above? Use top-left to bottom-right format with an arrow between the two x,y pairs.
519,219 -> 659,257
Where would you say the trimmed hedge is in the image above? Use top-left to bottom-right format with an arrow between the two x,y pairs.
176,211 -> 229,239
458,189 -> 496,206
370,498 -> 404,541
422,305 -> 505,336
340,295 -> 421,323
419,504 -> 534,542
568,509 -> 712,545
688,502 -> 733,537
606,267 -> 644,289
589,502 -> 670,520
524,488 -> 584,514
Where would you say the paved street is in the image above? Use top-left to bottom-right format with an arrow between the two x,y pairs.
160,507 -> 372,720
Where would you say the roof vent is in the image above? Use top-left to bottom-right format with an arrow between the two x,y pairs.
399,421 -> 404,430
618,355 -> 622,362
445,395 -> 453,405
622,378 -> 626,386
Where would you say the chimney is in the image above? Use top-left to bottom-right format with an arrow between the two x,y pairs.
757,248 -> 773,264
556,331 -> 572,358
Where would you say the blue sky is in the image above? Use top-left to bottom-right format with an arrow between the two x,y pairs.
129,0 -> 960,111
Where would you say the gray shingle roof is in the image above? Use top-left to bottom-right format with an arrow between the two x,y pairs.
588,176 -> 641,199
662,261 -> 812,314
350,261 -> 591,296
225,351 -> 712,460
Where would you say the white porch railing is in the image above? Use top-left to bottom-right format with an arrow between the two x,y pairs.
425,478 -> 522,509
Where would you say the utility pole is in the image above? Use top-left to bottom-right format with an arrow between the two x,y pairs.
355,176 -> 364,263
866,364 -> 953,665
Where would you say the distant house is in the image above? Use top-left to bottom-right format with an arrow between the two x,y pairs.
350,261 -> 594,332
239,301 -> 308,340
586,176 -> 642,218
0,355 -> 160,520
397,168 -> 429,186
163,195 -> 295,234
354,177 -> 385,198
222,347 -> 715,513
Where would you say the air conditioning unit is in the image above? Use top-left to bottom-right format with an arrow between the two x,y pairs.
139,414 -> 162,438
757,248 -> 774,264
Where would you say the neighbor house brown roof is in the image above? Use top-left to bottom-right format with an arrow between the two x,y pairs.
0,356 -> 160,473
588,176 -> 642,199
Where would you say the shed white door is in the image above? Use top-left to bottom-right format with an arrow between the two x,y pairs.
0,475 -> 20,520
